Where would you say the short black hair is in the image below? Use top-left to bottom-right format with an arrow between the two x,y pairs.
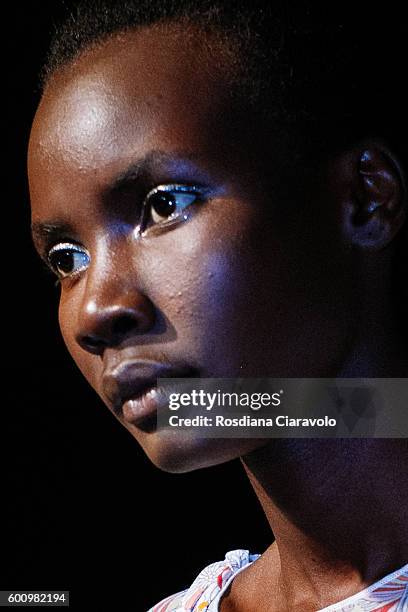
41,1 -> 407,161
39,0 -> 407,325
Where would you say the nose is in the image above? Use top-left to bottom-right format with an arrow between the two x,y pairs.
75,274 -> 156,355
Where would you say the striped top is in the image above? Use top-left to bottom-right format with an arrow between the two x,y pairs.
148,549 -> 408,611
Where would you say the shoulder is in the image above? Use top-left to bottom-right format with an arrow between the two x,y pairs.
147,549 -> 260,612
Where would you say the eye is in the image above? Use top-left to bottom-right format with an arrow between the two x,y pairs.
47,242 -> 90,279
139,184 -> 206,234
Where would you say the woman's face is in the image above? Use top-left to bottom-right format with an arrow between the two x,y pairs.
28,24 -> 355,472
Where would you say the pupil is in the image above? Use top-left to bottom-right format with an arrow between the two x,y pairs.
54,252 -> 73,273
151,192 -> 176,218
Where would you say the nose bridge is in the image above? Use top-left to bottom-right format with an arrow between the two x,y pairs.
76,234 -> 155,353
85,235 -> 130,309
81,226 -> 129,295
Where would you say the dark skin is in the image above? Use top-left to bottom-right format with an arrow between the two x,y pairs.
28,23 -> 408,611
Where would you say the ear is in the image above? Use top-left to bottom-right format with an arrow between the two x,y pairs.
347,145 -> 406,250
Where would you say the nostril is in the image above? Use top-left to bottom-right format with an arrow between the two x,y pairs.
78,309 -> 148,354
81,335 -> 106,351
112,314 -> 138,337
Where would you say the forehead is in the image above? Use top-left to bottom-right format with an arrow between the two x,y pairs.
28,24 -> 242,202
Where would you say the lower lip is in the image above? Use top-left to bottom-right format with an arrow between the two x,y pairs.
122,385 -> 167,426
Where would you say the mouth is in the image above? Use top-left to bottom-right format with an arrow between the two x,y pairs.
121,381 -> 168,431
102,360 -> 197,430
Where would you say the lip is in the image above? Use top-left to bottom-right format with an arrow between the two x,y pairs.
102,360 -> 195,427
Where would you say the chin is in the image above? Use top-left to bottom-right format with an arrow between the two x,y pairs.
130,427 -> 266,473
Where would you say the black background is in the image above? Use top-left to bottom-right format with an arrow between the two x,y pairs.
3,3 -> 271,610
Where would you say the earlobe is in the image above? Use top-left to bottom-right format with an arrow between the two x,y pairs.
350,147 -> 406,249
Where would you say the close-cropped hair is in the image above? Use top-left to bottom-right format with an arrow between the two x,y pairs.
39,0 -> 408,333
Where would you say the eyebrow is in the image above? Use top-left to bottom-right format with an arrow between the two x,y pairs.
31,149 -> 207,250
31,221 -> 77,256
108,149 -> 204,192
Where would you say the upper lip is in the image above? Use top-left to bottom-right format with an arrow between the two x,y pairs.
102,359 -> 195,413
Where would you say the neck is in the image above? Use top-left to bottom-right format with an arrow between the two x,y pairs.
238,439 -> 408,610
337,317 -> 408,377
337,272 -> 408,377
223,296 -> 408,610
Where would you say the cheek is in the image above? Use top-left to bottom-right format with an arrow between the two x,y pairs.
140,199 -> 271,370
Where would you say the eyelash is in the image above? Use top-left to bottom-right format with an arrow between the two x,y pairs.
138,183 -> 207,235
47,242 -> 91,282
45,183 -> 209,281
